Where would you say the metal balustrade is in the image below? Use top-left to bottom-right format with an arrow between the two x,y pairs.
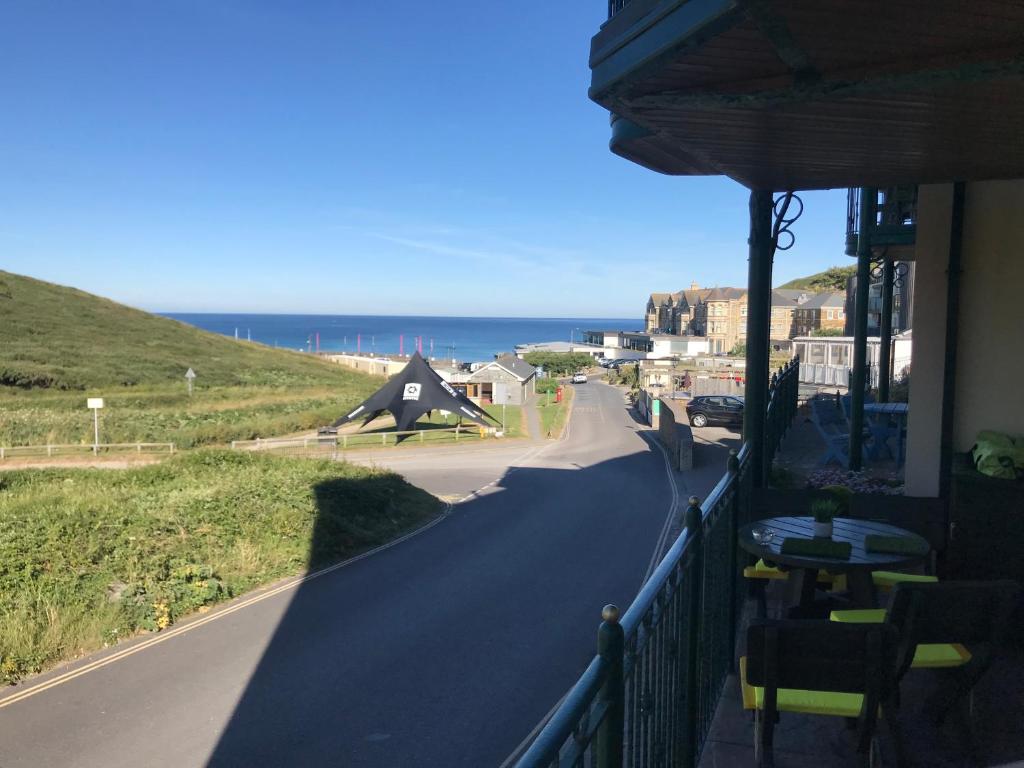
515,361 -> 799,768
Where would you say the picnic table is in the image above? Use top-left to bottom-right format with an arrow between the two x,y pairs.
863,401 -> 909,464
738,515 -> 929,613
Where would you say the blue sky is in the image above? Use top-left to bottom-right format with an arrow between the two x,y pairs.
1,2 -> 849,318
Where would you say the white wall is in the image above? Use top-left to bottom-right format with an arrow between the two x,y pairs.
904,179 -> 1024,497
953,180 -> 1024,449
904,184 -> 953,497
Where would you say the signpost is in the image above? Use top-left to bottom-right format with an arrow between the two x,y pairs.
185,368 -> 197,396
87,398 -> 104,454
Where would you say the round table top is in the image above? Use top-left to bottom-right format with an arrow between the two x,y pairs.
738,516 -> 929,572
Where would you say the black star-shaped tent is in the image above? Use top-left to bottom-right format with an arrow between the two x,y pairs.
328,352 -> 500,432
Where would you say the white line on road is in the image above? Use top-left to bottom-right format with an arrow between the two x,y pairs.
0,500 -> 455,711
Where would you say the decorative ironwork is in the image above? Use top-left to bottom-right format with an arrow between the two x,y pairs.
515,362 -> 802,768
771,192 -> 803,252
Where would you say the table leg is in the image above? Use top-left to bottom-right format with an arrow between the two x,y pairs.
784,568 -> 820,613
847,571 -> 878,608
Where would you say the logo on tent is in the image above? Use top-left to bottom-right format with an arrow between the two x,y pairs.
403,383 -> 422,401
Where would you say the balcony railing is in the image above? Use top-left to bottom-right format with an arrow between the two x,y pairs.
608,0 -> 632,18
515,361 -> 799,768
845,186 -> 918,256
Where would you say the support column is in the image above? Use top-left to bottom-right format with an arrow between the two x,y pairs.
878,258 -> 894,402
849,187 -> 876,470
744,190 -> 773,487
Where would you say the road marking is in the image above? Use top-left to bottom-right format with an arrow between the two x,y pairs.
638,431 -> 680,584
0,501 -> 455,711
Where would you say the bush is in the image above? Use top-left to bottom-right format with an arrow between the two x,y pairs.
521,352 -> 593,376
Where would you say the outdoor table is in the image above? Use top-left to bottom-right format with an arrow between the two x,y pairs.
738,516 -> 929,614
863,402 -> 909,464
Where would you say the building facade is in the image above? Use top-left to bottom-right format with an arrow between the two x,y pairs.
791,291 -> 846,337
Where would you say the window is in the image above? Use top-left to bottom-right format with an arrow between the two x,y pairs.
826,310 -> 834,320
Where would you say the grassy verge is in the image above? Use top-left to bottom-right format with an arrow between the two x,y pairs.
537,386 -> 574,438
0,382 -> 379,449
0,450 -> 440,683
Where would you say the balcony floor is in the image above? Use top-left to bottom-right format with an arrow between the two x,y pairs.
699,590 -> 1024,767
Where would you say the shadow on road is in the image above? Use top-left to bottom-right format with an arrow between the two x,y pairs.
203,444 -> 691,768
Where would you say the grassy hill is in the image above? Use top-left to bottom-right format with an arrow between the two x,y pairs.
0,271 -> 380,446
0,270 -> 361,390
777,265 -> 855,292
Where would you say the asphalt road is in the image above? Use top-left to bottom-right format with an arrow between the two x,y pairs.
0,383 -> 710,767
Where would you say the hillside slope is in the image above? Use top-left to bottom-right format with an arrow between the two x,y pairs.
0,270 -> 361,390
777,266 -> 855,292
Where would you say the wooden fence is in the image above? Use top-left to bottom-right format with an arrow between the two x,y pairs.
0,443 -> 176,459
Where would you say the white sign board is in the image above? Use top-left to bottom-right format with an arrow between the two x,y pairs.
185,368 -> 196,380
87,398 -> 104,409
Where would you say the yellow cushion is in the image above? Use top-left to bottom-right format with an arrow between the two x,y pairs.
872,571 -> 939,590
739,656 -> 865,718
829,610 -> 972,669
743,559 -> 836,583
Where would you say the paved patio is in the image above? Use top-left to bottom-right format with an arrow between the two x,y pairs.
698,588 -> 1024,767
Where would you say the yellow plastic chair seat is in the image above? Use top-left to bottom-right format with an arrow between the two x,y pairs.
739,656 -> 865,718
872,571 -> 938,591
743,559 -> 836,584
829,610 -> 972,668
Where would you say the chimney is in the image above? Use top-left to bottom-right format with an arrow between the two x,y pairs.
690,281 -> 700,290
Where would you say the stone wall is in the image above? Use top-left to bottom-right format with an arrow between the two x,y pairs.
658,397 -> 693,471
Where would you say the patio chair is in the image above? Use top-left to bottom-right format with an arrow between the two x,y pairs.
741,619 -> 899,768
743,559 -> 841,618
829,580 -> 1020,723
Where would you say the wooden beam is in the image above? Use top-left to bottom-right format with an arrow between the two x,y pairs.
631,53 -> 1024,111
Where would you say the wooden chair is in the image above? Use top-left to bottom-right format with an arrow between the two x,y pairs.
830,580 -> 1019,724
741,619 -> 899,768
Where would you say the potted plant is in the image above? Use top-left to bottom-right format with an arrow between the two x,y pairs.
811,499 -> 840,538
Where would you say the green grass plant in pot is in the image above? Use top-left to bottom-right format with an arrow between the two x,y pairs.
811,498 -> 841,538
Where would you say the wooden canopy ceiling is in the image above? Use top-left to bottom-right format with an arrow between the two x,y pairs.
589,0 -> 1024,190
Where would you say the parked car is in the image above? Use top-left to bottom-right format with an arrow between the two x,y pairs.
685,395 -> 744,427
571,372 -> 588,384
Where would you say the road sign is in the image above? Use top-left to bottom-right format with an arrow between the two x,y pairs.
87,398 -> 104,453
185,368 -> 196,396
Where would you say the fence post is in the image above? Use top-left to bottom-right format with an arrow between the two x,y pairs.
343,435 -> 348,449
420,430 -> 425,443
595,604 -> 625,768
382,433 -> 387,446
683,495 -> 703,768
48,445 -> 53,457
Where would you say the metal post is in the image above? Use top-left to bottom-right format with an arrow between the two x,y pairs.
595,604 -> 624,768
683,495 -> 703,768
850,187 -> 877,470
744,190 -> 773,488
93,408 -> 100,455
878,258 -> 894,402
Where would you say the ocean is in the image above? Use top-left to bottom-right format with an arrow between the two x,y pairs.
161,314 -> 640,362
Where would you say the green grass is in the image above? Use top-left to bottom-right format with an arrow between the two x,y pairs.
537,387 -> 573,438
777,266 -> 855,292
0,450 -> 441,683
0,270 -> 382,446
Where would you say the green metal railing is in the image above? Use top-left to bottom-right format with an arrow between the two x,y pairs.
516,363 -> 799,768
765,356 -> 800,478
